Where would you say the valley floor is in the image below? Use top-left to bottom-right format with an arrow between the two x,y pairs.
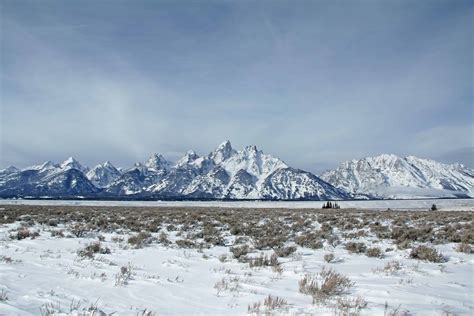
0,205 -> 472,315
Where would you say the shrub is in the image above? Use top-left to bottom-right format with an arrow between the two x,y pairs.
409,245 -> 446,263
366,247 -> 384,258
128,232 -> 152,248
248,253 -> 279,268
248,295 -> 288,313
324,253 -> 335,263
77,242 -> 110,258
274,245 -> 297,258
214,276 -> 240,296
396,240 -> 412,250
345,242 -> 367,254
10,228 -> 31,240
50,229 -> 65,238
158,232 -> 170,245
71,224 -> 88,237
373,260 -> 402,275
299,267 -> 354,303
295,234 -> 323,249
175,239 -> 197,248
0,289 -> 7,301
254,236 -> 285,250
230,245 -> 250,260
115,263 -> 133,286
456,243 -> 473,254
334,296 -> 367,314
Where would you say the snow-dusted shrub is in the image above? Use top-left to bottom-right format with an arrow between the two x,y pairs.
366,247 -> 384,258
10,227 -> 31,240
334,295 -> 367,314
39,298 -> 102,315
77,241 -> 111,258
70,223 -> 89,238
50,229 -> 65,238
274,245 -> 297,258
254,235 -> 286,250
214,276 -> 240,296
396,240 -> 412,250
327,233 -> 341,247
248,253 -> 279,268
299,267 -> 354,303
247,295 -> 288,314
373,260 -> 403,275
175,238 -> 197,248
0,289 -> 8,301
456,243 -> 473,254
158,231 -> 170,245
295,233 -> 324,249
47,219 -> 59,226
345,242 -> 367,254
128,231 -> 152,248
230,244 -> 250,260
324,253 -> 335,263
409,245 -> 446,263
115,263 -> 134,286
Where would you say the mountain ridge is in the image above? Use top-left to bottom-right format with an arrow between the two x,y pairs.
1,145 -> 472,200
320,153 -> 474,199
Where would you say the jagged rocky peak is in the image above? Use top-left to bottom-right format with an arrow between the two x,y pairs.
60,157 -> 89,173
243,145 -> 259,155
145,153 -> 172,171
176,150 -> 200,167
86,161 -> 122,188
103,160 -> 114,167
90,160 -> 120,172
209,140 -> 236,164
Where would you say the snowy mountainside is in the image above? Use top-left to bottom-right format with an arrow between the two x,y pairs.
321,154 -> 474,199
0,141 -> 347,200
2,146 -> 472,200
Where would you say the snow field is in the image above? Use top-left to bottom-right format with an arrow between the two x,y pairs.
0,205 -> 472,315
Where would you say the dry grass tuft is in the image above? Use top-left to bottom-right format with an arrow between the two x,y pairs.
299,267 -> 354,303
248,295 -> 288,314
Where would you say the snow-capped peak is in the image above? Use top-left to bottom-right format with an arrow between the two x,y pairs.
103,160 -> 114,167
209,140 -> 236,164
145,153 -> 173,171
243,145 -> 259,155
86,161 -> 121,188
60,157 -> 89,173
176,150 -> 200,167
220,144 -> 288,179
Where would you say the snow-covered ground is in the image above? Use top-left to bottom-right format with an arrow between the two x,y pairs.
1,198 -> 473,211
0,205 -> 472,315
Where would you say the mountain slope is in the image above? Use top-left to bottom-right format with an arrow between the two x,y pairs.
0,158 -> 98,197
148,141 -> 347,200
106,154 -> 173,195
86,161 -> 122,188
321,154 -> 474,199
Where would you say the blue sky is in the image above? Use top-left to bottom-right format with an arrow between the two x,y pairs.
1,0 -> 473,173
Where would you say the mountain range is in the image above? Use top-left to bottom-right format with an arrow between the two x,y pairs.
321,154 -> 474,199
0,141 -> 472,200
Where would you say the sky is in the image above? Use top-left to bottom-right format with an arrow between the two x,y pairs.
1,0 -> 473,174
